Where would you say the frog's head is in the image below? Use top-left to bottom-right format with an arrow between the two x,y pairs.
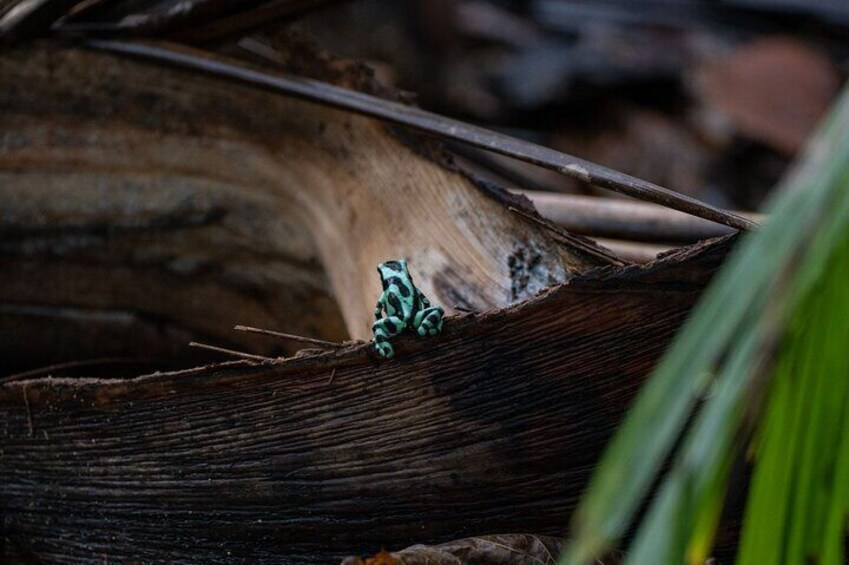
376,259 -> 410,289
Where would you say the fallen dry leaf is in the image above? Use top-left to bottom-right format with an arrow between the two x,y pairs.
342,534 -> 567,565
694,37 -> 840,156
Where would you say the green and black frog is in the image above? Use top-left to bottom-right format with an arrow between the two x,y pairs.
372,259 -> 444,359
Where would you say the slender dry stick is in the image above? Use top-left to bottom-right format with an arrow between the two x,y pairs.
83,38 -> 756,232
0,357 -> 156,385
234,325 -> 344,348
525,191 -> 763,243
188,341 -> 276,362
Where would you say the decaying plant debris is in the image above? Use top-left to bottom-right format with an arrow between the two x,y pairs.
3,0 -> 841,563
0,38 -> 737,559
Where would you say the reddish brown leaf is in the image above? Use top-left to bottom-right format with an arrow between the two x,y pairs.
695,37 -> 840,156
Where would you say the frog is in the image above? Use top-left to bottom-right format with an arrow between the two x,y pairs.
372,259 -> 444,359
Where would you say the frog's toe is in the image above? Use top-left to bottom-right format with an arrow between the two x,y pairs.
417,323 -> 441,337
374,341 -> 394,359
416,307 -> 444,337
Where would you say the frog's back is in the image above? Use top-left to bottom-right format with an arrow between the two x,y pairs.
377,260 -> 418,323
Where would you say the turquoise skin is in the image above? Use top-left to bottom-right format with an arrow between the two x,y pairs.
372,259 -> 444,359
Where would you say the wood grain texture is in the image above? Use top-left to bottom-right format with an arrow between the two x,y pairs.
0,238 -> 733,563
0,40 -> 606,361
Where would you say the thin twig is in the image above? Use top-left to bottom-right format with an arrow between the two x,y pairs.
508,206 -> 627,266
188,341 -> 276,362
454,305 -> 478,313
234,325 -> 344,348
0,356 -> 157,385
327,367 -> 337,385
524,191 -> 763,243
22,384 -> 33,438
84,38 -> 757,232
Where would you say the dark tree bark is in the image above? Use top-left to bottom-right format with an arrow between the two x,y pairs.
0,237 -> 732,563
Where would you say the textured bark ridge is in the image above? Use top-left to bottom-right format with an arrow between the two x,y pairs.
0,238 -> 732,563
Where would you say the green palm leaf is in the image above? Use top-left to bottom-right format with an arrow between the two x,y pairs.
561,84 -> 849,565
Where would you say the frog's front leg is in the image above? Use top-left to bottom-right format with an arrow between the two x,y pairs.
374,290 -> 387,319
372,315 -> 406,359
413,306 -> 444,337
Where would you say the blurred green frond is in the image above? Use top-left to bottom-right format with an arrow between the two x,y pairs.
561,84 -> 849,565
737,225 -> 849,564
